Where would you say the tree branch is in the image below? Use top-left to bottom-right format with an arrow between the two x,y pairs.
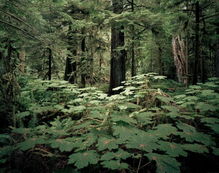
0,9 -> 34,30
0,19 -> 39,40
201,13 -> 219,20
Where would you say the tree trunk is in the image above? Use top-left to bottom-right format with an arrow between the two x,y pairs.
109,0 -> 126,95
48,48 -> 52,80
131,0 -> 136,77
0,40 -> 16,129
193,1 -> 200,84
216,8 -> 219,77
64,55 -> 77,84
18,48 -> 25,73
64,26 -> 77,84
81,29 -> 86,88
216,41 -> 219,77
158,45 -> 164,75
172,36 -> 188,85
99,54 -> 103,74
153,31 -> 164,75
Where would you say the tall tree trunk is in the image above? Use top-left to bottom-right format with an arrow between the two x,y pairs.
152,31 -> 164,75
18,48 -> 25,73
48,48 -> 52,80
64,56 -> 77,83
158,45 -> 164,75
64,26 -> 77,84
216,40 -> 219,77
99,54 -> 103,74
193,1 -> 200,84
0,40 -> 16,129
131,0 -> 136,77
81,28 -> 86,88
216,7 -> 219,77
109,0 -> 126,95
172,36 -> 188,85
89,47 -> 94,85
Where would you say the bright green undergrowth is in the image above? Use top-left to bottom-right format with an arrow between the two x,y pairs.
1,74 -> 219,172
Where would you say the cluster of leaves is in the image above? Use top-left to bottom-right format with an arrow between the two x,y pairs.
0,74 -> 219,172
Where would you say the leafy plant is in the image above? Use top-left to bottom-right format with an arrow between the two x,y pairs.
1,75 -> 219,172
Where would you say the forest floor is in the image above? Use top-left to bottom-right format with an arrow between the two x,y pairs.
0,74 -> 219,173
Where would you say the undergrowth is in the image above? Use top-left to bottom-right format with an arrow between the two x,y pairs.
0,74 -> 219,173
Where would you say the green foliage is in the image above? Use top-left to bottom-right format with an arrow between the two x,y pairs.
1,75 -> 219,172
146,153 -> 181,173
101,160 -> 129,170
68,150 -> 99,169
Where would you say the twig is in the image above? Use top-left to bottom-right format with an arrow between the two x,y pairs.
140,161 -> 151,170
136,156 -> 142,173
85,117 -> 103,123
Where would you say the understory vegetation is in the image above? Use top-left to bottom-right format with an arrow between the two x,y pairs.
1,0 -> 219,172
1,74 -> 219,173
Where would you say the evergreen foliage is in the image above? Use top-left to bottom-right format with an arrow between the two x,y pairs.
0,0 -> 219,172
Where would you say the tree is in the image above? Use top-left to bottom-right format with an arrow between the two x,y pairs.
64,26 -> 77,84
215,1 -> 219,77
109,0 -> 126,95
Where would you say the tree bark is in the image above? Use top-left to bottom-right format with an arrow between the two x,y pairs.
131,0 -> 136,77
172,36 -> 188,85
109,0 -> 126,95
64,26 -> 77,84
81,28 -> 86,88
216,6 -> 219,77
18,49 -> 25,73
48,48 -> 52,80
64,55 -> 77,84
216,43 -> 219,77
158,45 -> 164,75
193,1 -> 200,84
152,30 -> 164,75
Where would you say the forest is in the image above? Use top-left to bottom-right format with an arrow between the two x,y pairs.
0,0 -> 219,172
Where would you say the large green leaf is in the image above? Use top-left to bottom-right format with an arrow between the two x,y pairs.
149,124 -> 178,140
146,153 -> 180,173
176,122 -> 214,145
101,149 -> 131,161
181,144 -> 208,154
12,128 -> 31,134
156,96 -> 173,104
68,150 -> 99,169
161,105 -> 179,113
133,112 -> 153,125
78,133 -> 97,151
126,132 -> 158,152
17,137 -> 46,151
101,160 -> 129,170
158,141 -> 187,157
195,102 -> 217,112
50,138 -> 75,152
113,125 -> 139,142
205,124 -> 219,134
201,118 -> 219,124
97,137 -> 119,151
111,114 -> 137,125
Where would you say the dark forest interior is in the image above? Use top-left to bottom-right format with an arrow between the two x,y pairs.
0,0 -> 219,172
